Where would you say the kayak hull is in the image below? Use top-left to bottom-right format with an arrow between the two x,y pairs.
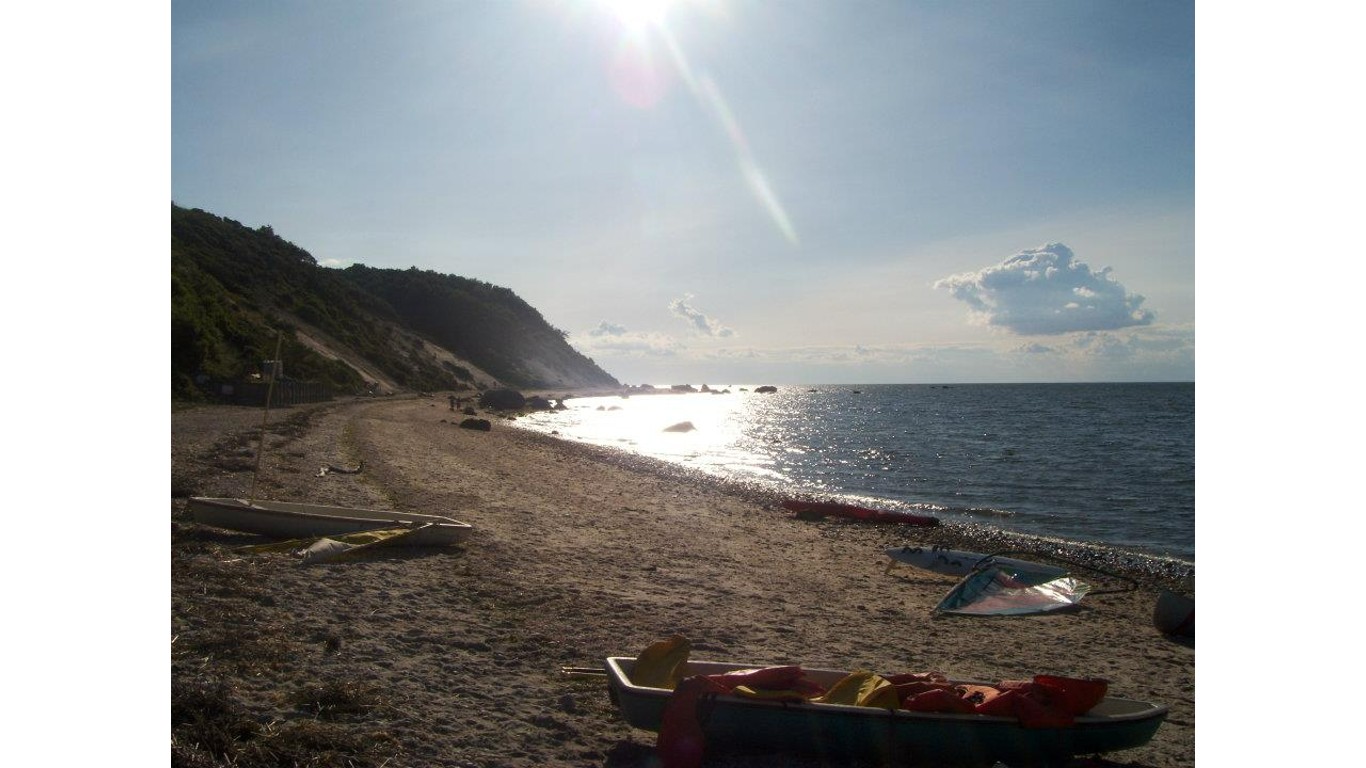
783,499 -> 940,527
606,657 -> 1166,766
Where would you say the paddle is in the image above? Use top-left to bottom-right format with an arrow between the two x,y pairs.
560,666 -> 608,677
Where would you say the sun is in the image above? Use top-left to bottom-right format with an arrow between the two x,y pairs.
598,0 -> 677,34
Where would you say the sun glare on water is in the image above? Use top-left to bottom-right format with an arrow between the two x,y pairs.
515,391 -> 786,482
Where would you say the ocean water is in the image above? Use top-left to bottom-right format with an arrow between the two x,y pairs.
515,383 -> 1194,564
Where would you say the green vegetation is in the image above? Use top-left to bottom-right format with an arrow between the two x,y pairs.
337,264 -> 611,391
170,204 -> 618,400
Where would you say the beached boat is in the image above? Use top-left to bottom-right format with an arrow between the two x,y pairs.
1152,590 -> 1195,637
783,499 -> 940,526
605,655 -> 1167,766
185,334 -> 473,549
187,497 -> 472,546
885,545 -> 1068,579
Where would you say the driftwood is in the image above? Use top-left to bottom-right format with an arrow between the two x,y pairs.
317,461 -> 364,477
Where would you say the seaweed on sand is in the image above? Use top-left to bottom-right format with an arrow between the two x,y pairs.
171,677 -> 398,768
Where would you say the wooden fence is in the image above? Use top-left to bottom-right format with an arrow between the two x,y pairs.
202,380 -> 333,407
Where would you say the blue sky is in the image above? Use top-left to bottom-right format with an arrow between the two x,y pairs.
172,0 -> 1194,385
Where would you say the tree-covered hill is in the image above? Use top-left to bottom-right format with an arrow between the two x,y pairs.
171,204 -> 618,400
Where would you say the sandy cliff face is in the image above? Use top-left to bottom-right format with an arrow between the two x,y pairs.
290,319 -> 504,394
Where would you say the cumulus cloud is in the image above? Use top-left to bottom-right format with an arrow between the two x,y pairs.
935,243 -> 1154,335
576,332 -> 683,355
700,343 -> 960,367
1069,327 -> 1192,361
573,327 -> 682,357
588,320 -> 628,337
1072,332 -> 1139,358
669,294 -> 735,337
1007,326 -> 1194,370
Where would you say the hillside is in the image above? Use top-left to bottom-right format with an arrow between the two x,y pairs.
170,204 -> 619,399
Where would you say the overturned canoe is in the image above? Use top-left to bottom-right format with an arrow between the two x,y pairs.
783,499 -> 940,526
605,656 -> 1166,766
187,497 -> 472,546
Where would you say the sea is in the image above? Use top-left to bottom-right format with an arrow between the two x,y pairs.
514,383 -> 1194,565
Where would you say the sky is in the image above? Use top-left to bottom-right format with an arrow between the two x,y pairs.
172,0 -> 1195,386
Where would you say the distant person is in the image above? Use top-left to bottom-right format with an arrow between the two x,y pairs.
448,394 -> 457,411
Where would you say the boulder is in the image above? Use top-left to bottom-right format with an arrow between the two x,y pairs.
459,418 -> 493,431
755,385 -> 778,394
479,389 -> 527,411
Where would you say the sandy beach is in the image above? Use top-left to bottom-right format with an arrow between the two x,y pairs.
171,394 -> 1194,767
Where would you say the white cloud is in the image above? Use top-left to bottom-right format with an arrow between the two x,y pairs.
669,294 -> 735,337
696,327 -> 1191,379
1005,326 -> 1194,370
1070,326 -> 1192,360
588,320 -> 629,337
572,323 -> 682,358
935,243 -> 1155,335
575,306 -> 1192,384
1072,332 -> 1138,358
696,342 -> 985,368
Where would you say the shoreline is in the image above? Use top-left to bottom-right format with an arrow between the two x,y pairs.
504,418 -> 1195,589
172,395 -> 1194,767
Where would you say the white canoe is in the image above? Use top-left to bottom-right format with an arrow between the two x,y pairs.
885,545 -> 1067,579
187,497 -> 472,546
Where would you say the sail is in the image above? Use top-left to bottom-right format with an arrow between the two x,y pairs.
935,564 -> 1091,616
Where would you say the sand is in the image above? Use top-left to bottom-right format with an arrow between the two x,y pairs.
171,394 -> 1194,767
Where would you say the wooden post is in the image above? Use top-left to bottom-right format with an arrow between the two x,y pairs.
248,331 -> 284,504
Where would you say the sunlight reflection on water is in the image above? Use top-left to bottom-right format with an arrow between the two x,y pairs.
512,384 -> 1195,563
516,389 -> 786,481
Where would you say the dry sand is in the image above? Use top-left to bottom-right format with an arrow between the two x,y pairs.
171,394 -> 1194,767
